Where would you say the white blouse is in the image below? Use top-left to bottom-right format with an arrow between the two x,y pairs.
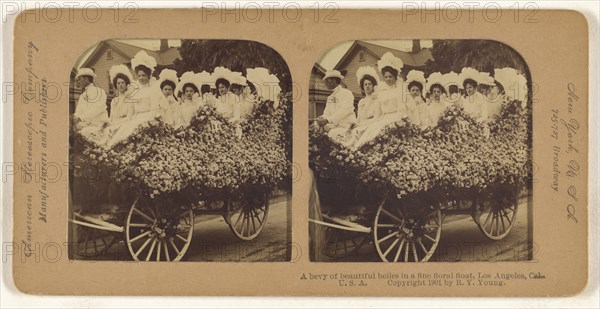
356,94 -> 381,126
461,92 -> 488,122
426,96 -> 450,128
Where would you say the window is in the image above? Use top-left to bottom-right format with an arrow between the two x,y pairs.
107,50 -> 113,60
359,51 -> 365,62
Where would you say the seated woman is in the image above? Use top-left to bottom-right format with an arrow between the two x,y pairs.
458,67 -> 488,123
106,51 -> 163,147
107,64 -> 133,132
213,67 -> 240,121
425,72 -> 451,128
157,68 -> 179,127
230,72 -> 254,120
174,71 -> 203,128
339,66 -> 381,148
405,70 -> 427,129
196,71 -> 216,107
442,71 -> 462,105
490,67 -> 528,118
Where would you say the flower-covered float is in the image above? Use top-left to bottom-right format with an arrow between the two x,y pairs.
70,93 -> 292,261
309,100 -> 532,262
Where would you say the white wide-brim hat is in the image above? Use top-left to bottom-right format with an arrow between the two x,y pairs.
109,64 -> 133,84
356,66 -> 380,87
230,71 -> 248,86
157,68 -> 179,90
459,67 -> 480,86
131,50 -> 157,74
377,52 -> 404,74
405,70 -> 426,92
196,71 -> 215,88
75,68 -> 96,79
442,71 -> 461,90
213,66 -> 235,89
425,72 -> 444,93
322,70 -> 344,81
176,71 -> 203,94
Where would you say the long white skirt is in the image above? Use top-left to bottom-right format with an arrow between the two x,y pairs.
106,111 -> 156,147
352,112 -> 404,149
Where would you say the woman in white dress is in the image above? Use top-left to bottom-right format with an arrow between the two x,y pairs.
350,59 -> 409,148
107,51 -> 163,147
157,69 -> 179,127
405,70 -> 427,129
425,72 -> 451,128
458,67 -> 488,123
107,65 -> 133,130
230,72 -> 254,120
348,66 -> 383,148
197,71 -> 216,107
213,67 -> 240,121
174,71 -> 203,128
442,71 -> 462,106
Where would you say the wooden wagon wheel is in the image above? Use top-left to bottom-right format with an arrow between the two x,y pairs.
125,196 -> 194,262
226,193 -> 269,241
475,193 -> 519,240
73,216 -> 117,258
321,224 -> 369,259
373,200 -> 442,262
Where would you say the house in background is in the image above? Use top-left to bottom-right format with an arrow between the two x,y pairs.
310,40 -> 433,118
70,39 -> 181,113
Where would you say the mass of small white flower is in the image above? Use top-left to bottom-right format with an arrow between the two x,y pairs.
70,94 -> 292,200
309,100 -> 531,200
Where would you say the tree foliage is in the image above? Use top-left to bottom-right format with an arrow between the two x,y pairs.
172,40 -> 292,91
425,40 -> 528,75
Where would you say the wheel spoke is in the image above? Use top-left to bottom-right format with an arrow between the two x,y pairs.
499,212 -> 507,234
163,241 -> 170,261
134,207 -> 155,223
250,210 -> 257,235
417,239 -> 428,253
146,206 -> 157,221
394,238 -> 405,262
383,238 -> 400,257
129,230 -> 152,243
169,239 -> 180,255
129,223 -> 151,228
404,241 -> 410,262
244,212 -> 251,237
135,236 -> 153,258
156,240 -> 162,261
483,207 -> 493,229
233,208 -> 244,229
412,242 -> 418,262
377,231 -> 399,244
253,208 -> 263,225
146,239 -> 157,261
423,234 -> 436,243
176,234 -> 188,243
381,208 -> 403,223
377,224 -> 397,228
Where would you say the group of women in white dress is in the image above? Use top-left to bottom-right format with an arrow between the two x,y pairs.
327,52 -> 528,149
75,51 -> 282,148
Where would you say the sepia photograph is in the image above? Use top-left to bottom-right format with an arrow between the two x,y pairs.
68,39 -> 292,262
309,40 -> 533,262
